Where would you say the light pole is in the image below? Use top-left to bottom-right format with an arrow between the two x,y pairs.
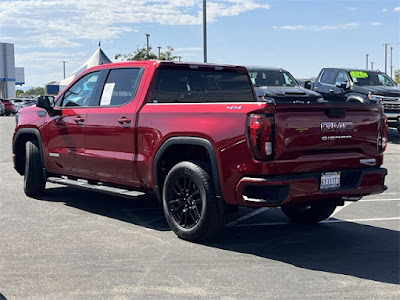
390,43 -> 400,79
178,56 -> 182,61
157,46 -> 161,59
370,61 -> 374,70
384,43 -> 388,74
61,61 -> 67,79
145,33 -> 150,59
365,54 -> 369,69
203,0 -> 207,63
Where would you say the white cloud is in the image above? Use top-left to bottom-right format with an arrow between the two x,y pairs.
370,22 -> 383,26
273,23 -> 359,31
0,0 -> 270,48
345,7 -> 358,11
382,8 -> 388,12
395,7 -> 400,12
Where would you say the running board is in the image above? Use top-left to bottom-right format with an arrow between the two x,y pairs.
47,177 -> 145,198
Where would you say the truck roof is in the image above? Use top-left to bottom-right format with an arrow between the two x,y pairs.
246,66 -> 289,72
321,67 -> 384,73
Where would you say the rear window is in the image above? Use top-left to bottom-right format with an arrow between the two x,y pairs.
150,68 -> 255,103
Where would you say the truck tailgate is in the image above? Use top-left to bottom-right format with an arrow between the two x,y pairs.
272,103 -> 384,164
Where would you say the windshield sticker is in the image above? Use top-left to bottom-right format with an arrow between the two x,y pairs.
350,71 -> 368,79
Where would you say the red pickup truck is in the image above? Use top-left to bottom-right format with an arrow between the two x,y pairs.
12,61 -> 387,241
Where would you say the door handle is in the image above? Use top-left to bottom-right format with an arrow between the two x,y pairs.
329,89 -> 334,93
118,117 -> 131,125
74,117 -> 85,124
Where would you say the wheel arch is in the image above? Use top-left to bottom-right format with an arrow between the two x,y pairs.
346,94 -> 367,103
153,137 -> 222,201
13,128 -> 46,177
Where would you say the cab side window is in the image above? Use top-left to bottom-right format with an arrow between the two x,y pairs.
320,70 -> 336,85
99,68 -> 142,106
59,72 -> 100,107
335,71 -> 348,83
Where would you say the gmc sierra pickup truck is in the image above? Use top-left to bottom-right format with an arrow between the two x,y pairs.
13,61 -> 387,241
310,68 -> 400,133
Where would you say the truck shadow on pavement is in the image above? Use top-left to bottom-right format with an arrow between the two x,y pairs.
388,128 -> 400,144
35,186 -> 399,286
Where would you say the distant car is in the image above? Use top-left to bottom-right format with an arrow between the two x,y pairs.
0,102 -> 5,116
11,99 -> 37,112
247,66 -> 324,103
0,99 -> 17,116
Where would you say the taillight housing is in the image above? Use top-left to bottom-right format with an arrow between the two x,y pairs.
248,114 -> 274,160
378,114 -> 388,152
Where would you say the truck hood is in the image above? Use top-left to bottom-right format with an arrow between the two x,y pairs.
254,86 -> 322,102
352,85 -> 400,97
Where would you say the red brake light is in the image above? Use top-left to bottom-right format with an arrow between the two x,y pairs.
379,114 -> 388,152
248,114 -> 274,160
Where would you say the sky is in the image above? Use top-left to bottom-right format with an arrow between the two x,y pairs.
0,0 -> 399,87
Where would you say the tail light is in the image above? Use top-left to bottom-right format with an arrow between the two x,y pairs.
378,114 -> 388,152
248,114 -> 274,160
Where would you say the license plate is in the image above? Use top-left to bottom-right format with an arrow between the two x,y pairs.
320,172 -> 341,190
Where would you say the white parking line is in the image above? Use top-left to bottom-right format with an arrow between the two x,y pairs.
233,216 -> 400,227
226,207 -> 269,227
330,201 -> 352,218
361,198 -> 400,202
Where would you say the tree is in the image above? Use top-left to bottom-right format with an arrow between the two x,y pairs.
25,87 -> 45,97
115,45 -> 178,61
395,69 -> 400,84
16,89 -> 24,97
159,46 -> 178,61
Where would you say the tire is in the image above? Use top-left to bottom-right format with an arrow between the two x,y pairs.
24,141 -> 46,197
281,202 -> 336,224
162,161 -> 225,242
5,112 -> 10,116
397,126 -> 400,135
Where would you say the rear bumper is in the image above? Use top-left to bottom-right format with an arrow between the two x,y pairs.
235,167 -> 387,207
384,111 -> 400,127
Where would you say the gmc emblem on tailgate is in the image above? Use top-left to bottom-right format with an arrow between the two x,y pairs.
321,121 -> 353,131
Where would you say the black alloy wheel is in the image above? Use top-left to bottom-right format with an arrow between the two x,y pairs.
163,161 -> 225,241
168,173 -> 202,229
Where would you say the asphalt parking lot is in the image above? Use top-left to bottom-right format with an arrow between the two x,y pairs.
0,115 -> 399,299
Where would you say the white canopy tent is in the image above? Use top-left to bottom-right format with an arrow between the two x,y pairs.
58,47 -> 112,90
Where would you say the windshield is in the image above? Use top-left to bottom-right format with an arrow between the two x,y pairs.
249,70 -> 299,87
350,70 -> 396,87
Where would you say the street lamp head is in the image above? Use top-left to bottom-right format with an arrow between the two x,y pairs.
145,33 -> 150,37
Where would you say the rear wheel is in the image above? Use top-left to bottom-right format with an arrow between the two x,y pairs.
281,202 -> 336,224
162,161 -> 225,241
24,141 -> 46,196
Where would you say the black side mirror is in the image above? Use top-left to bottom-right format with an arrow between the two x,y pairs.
304,80 -> 312,90
335,81 -> 349,89
36,96 -> 54,109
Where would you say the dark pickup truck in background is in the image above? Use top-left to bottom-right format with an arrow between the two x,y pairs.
307,68 -> 400,133
247,66 -> 324,103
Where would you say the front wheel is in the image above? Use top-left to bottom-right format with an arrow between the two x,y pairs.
281,202 -> 336,224
162,161 -> 225,241
24,141 -> 46,197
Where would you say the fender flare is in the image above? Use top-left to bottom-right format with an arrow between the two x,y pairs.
153,137 -> 222,201
13,128 -> 46,177
346,94 -> 367,103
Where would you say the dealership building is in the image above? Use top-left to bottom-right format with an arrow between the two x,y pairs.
0,42 -> 25,99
